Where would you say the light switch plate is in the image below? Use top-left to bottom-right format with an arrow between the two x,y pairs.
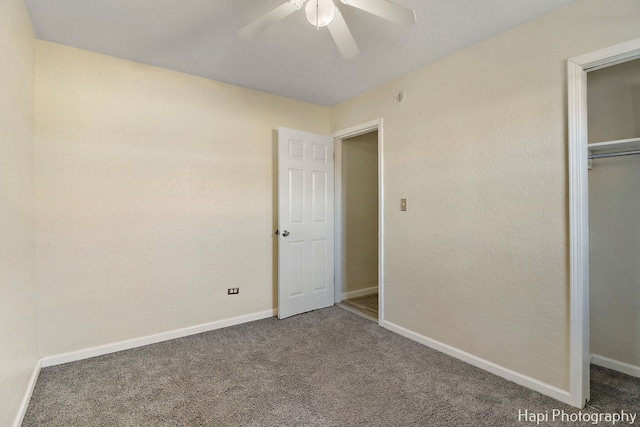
400,198 -> 407,211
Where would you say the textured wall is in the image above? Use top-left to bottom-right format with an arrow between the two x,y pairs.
588,60 -> 640,369
342,132 -> 378,295
35,41 -> 330,356
587,59 -> 640,143
330,0 -> 640,391
0,0 -> 38,425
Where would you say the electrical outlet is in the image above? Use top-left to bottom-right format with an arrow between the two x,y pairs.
228,288 -> 239,295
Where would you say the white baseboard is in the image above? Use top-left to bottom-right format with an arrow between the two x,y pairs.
41,309 -> 277,368
341,286 -> 377,301
383,320 -> 573,406
591,354 -> 640,379
13,359 -> 41,427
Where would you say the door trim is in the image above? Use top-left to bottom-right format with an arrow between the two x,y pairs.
332,118 -> 384,326
567,37 -> 640,408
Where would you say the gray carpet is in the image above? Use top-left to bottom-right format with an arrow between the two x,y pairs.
23,307 -> 639,426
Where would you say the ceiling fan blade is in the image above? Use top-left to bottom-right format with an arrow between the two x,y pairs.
328,9 -> 359,60
238,1 -> 304,40
340,0 -> 416,28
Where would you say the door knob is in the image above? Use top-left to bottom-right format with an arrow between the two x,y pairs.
282,230 -> 290,237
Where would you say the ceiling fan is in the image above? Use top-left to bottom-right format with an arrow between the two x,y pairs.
238,0 -> 416,60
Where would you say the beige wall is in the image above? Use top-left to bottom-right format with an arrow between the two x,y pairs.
342,132 -> 378,295
0,0 -> 38,425
587,59 -> 640,143
588,60 -> 640,368
330,0 -> 640,391
35,41 -> 330,356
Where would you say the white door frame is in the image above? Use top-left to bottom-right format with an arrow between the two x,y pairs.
567,37 -> 640,408
332,118 -> 384,326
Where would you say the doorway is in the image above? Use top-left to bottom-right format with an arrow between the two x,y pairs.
567,37 -> 640,408
586,57 -> 640,409
333,119 -> 384,325
337,130 -> 379,321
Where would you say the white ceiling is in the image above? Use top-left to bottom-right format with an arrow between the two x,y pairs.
24,0 -> 575,106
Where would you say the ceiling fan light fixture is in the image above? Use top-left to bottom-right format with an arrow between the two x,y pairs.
305,0 -> 336,27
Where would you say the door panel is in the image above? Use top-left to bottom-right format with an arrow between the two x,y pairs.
289,169 -> 304,223
287,241 -> 305,297
312,239 -> 327,291
312,171 -> 327,222
278,127 -> 334,319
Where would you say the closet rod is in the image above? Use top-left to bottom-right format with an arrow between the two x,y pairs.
589,150 -> 640,160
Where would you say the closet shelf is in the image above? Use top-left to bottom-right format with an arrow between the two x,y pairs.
588,137 -> 640,154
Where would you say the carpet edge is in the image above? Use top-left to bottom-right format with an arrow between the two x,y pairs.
40,309 -> 277,368
12,359 -> 41,427
382,320 -> 575,407
591,354 -> 640,379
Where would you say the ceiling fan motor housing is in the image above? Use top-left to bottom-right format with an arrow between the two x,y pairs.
305,0 -> 336,27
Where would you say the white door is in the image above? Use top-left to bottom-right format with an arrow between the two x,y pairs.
278,127 -> 334,319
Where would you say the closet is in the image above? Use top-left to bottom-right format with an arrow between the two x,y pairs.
587,58 -> 640,385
